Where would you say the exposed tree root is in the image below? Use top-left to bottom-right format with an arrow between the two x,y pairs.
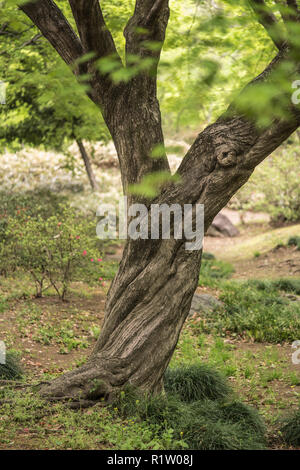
0,380 -> 51,388
38,356 -> 126,404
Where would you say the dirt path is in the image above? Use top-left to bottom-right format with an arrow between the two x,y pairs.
203,223 -> 300,280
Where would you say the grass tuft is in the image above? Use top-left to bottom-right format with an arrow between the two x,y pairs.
164,363 -> 231,402
181,414 -> 265,450
219,401 -> 265,438
288,236 -> 300,250
196,279 -> 300,342
112,364 -> 266,450
247,278 -> 300,295
281,407 -> 300,446
199,258 -> 234,287
202,252 -> 215,260
0,351 -> 23,380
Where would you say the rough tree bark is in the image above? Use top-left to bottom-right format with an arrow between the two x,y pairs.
19,0 -> 300,403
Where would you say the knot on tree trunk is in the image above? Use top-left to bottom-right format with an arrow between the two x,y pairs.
216,147 -> 238,167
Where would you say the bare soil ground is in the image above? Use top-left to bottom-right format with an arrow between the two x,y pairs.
204,223 -> 300,280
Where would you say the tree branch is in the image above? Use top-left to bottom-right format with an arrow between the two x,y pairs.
19,0 -> 83,67
68,0 -> 120,60
249,0 -> 285,49
20,33 -> 43,48
144,0 -> 167,25
124,0 -> 170,57
153,46 -> 300,233
19,0 -> 121,109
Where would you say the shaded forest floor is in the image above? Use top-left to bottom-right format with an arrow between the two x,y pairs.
0,147 -> 299,449
1,222 -> 300,450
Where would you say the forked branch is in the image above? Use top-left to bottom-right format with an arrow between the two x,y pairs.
19,0 -> 83,67
124,0 -> 170,57
68,0 -> 120,60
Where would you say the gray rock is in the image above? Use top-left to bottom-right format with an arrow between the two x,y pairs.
189,293 -> 223,317
207,212 -> 240,238
284,294 -> 300,302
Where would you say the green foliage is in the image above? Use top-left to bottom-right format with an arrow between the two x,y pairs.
179,400 -> 265,450
33,321 -> 89,354
288,236 -> 300,250
220,400 -> 266,437
0,189 -> 67,218
281,407 -> 300,446
202,252 -> 215,260
1,0 -> 289,140
179,403 -> 264,449
112,363 -> 266,450
247,278 -> 300,296
0,3 -> 109,157
158,0 -> 276,132
197,279 -> 300,342
231,140 -> 300,222
0,385 -> 180,450
1,204 -> 103,299
115,386 -> 185,427
199,258 -> 234,287
129,171 -> 180,198
0,351 -> 23,380
164,363 -> 231,402
0,299 -> 9,313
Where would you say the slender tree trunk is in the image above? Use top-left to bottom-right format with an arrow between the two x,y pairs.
76,139 -> 98,191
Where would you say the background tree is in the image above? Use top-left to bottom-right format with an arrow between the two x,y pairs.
0,4 -> 110,190
9,0 -> 300,403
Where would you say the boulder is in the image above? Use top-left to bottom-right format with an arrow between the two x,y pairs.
207,212 -> 240,238
189,293 -> 223,317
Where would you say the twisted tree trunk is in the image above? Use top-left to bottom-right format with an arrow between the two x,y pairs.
41,238 -> 202,400
19,0 -> 300,403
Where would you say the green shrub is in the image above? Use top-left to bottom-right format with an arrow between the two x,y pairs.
2,204 -> 104,299
0,351 -> 23,380
220,401 -> 265,438
0,299 -> 8,313
288,236 -> 300,250
272,279 -> 300,295
246,278 -> 300,295
202,252 -> 215,260
180,412 -> 265,450
281,407 -> 300,446
164,363 -> 231,402
0,190 -> 67,240
229,143 -> 300,222
199,258 -> 234,287
115,387 -> 184,425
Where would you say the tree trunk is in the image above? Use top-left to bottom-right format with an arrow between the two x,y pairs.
40,57 -> 300,402
41,238 -> 201,400
41,85 -> 199,401
76,139 -> 99,191
20,0 -> 300,404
